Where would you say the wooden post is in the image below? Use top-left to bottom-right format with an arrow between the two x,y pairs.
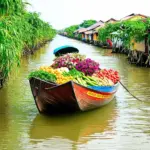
145,29 -> 150,54
0,71 -> 4,89
145,35 -> 148,54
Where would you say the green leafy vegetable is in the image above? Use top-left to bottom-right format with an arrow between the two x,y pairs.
63,68 -> 84,77
28,70 -> 56,82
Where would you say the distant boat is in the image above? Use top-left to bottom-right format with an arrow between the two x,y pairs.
29,77 -> 119,114
53,45 -> 79,56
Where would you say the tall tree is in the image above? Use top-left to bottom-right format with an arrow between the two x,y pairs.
80,20 -> 97,28
65,25 -> 79,38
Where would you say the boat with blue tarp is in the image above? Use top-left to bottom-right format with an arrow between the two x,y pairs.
29,45 -> 119,114
53,45 -> 79,56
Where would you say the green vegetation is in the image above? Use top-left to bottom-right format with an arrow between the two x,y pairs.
0,0 -> 25,15
77,33 -> 82,40
80,20 -> 97,28
64,25 -> 79,38
63,20 -> 97,38
0,0 -> 56,78
63,68 -> 84,77
28,70 -> 57,82
98,18 -> 150,49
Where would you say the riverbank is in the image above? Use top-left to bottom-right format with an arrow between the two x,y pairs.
0,38 -> 55,89
60,14 -> 150,68
60,34 -> 150,67
0,40 -> 53,89
23,39 -> 54,55
1,35 -> 150,150
0,14 -> 56,89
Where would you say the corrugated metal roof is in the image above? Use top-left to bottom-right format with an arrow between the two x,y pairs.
105,18 -> 117,23
86,20 -> 104,30
93,19 -> 117,33
74,28 -> 86,33
78,28 -> 88,33
93,24 -> 105,33
79,20 -> 104,33
85,30 -> 93,35
120,13 -> 148,21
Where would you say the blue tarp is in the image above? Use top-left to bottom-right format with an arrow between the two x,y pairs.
53,45 -> 79,56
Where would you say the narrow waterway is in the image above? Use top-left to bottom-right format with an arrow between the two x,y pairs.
0,35 -> 150,150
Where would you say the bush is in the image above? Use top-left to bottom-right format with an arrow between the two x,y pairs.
0,12 -> 56,77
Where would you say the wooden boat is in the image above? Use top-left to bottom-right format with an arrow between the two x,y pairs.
29,77 -> 119,114
53,45 -> 79,56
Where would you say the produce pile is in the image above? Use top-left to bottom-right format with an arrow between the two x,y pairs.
28,53 -> 120,87
51,53 -> 85,69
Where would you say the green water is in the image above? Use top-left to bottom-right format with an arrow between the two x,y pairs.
0,35 -> 150,150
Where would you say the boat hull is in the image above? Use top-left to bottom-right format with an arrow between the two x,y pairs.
29,77 -> 119,114
73,83 -> 118,111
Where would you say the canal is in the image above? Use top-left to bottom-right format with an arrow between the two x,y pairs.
0,35 -> 150,150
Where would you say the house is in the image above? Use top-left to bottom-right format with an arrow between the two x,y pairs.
120,13 -> 148,21
79,20 -> 104,42
93,18 -> 117,46
63,32 -> 67,36
74,28 -> 86,39
121,13 -> 148,53
105,18 -> 117,23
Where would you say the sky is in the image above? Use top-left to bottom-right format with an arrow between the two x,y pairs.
28,0 -> 150,30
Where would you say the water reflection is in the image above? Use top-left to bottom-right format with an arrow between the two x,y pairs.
29,100 -> 117,146
0,35 -> 150,150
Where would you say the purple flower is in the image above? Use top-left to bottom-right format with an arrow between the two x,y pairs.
51,53 -> 85,70
75,58 -> 100,76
